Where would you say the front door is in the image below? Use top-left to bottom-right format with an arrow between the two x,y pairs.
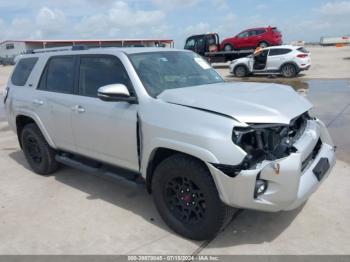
71,55 -> 139,171
253,49 -> 269,71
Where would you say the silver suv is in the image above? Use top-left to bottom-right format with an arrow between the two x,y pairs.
4,47 -> 335,240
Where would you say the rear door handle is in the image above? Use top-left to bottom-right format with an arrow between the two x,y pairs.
32,99 -> 44,106
72,105 -> 86,113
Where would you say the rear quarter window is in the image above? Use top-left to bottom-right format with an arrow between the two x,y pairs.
297,47 -> 309,53
11,57 -> 38,86
269,49 -> 292,56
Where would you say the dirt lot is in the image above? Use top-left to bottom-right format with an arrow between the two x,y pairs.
0,46 -> 350,255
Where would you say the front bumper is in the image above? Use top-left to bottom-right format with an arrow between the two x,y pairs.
208,119 -> 336,212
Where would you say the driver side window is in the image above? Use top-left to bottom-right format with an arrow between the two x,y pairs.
185,38 -> 195,49
78,55 -> 132,98
237,31 -> 249,38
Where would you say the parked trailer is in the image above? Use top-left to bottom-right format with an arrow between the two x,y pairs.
320,36 -> 350,46
184,33 -> 254,63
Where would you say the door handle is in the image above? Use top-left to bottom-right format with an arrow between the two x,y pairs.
72,105 -> 86,113
32,99 -> 44,106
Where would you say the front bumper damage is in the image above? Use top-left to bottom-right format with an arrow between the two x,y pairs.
208,119 -> 336,212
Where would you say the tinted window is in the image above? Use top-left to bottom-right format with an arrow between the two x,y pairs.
45,56 -> 75,94
297,47 -> 309,53
269,49 -> 292,56
237,31 -> 249,38
248,30 -> 256,36
256,29 -> 266,35
79,56 -> 132,97
185,38 -> 195,49
196,38 -> 205,49
272,28 -> 281,34
11,57 -> 38,86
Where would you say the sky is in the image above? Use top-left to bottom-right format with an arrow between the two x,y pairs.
0,0 -> 349,47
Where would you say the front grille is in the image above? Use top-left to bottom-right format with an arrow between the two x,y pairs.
301,139 -> 322,172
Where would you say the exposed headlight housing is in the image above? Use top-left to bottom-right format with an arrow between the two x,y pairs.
232,112 -> 309,169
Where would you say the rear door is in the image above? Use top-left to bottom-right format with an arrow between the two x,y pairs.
266,48 -> 292,71
36,55 -> 78,152
255,29 -> 266,46
71,54 -> 139,171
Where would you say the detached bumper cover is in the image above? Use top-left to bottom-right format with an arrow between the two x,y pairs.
208,119 -> 336,212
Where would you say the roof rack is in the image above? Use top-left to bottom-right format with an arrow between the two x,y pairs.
26,45 -> 89,54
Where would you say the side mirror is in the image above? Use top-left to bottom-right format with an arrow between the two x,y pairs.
97,84 -> 137,103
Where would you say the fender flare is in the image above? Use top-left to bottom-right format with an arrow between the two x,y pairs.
279,61 -> 300,72
15,110 -> 57,149
232,63 -> 250,75
141,138 -> 220,176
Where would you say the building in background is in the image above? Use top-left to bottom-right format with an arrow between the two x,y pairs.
0,39 -> 174,65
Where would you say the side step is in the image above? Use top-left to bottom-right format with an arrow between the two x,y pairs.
55,154 -> 144,186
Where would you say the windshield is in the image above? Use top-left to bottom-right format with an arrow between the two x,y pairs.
128,51 -> 224,97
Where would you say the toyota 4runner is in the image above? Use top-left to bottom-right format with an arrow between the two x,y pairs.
3,46 -> 336,240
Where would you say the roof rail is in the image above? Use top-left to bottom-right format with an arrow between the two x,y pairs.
30,45 -> 89,54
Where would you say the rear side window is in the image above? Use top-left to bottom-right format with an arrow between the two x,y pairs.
269,49 -> 292,56
78,56 -> 132,97
272,28 -> 281,34
40,56 -> 76,94
256,29 -> 266,35
297,47 -> 309,53
11,57 -> 38,86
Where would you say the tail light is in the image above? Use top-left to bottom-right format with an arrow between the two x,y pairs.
297,54 -> 308,58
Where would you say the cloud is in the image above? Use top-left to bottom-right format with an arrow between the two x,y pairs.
75,1 -> 165,38
36,7 -> 67,37
255,4 -> 267,10
0,0 -> 349,46
184,22 -> 211,36
151,0 -> 199,9
318,1 -> 350,16
213,0 -> 229,10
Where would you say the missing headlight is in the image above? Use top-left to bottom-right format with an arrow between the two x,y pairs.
232,113 -> 308,169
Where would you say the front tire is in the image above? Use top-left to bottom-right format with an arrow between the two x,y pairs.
234,65 -> 248,77
152,154 -> 232,240
281,63 -> 297,78
21,123 -> 59,175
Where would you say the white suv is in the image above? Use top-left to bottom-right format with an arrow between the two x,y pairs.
229,45 -> 311,77
4,46 -> 334,240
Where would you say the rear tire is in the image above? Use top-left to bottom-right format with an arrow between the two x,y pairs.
152,154 -> 232,240
234,65 -> 248,77
281,63 -> 297,78
224,44 -> 233,51
21,123 -> 59,175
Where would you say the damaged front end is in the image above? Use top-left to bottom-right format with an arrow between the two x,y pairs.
232,112 -> 311,170
209,112 -> 336,212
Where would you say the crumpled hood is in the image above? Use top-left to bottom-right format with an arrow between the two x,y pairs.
158,82 -> 312,124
